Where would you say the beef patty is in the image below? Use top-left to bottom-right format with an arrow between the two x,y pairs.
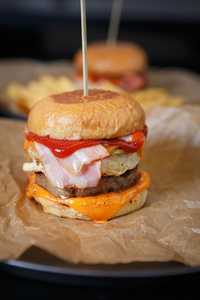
36,166 -> 139,199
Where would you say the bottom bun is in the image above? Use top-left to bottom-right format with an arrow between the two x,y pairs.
34,189 -> 147,221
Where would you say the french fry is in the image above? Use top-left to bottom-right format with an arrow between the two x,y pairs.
6,75 -> 184,112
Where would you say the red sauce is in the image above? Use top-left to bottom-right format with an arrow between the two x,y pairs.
26,125 -> 148,158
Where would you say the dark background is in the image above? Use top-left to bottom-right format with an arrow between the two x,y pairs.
1,269 -> 200,300
0,1 -> 200,299
0,0 -> 200,72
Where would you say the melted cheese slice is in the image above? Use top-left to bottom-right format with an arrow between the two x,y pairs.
27,171 -> 150,222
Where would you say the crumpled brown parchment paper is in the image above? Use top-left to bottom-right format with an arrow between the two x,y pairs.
0,104 -> 200,266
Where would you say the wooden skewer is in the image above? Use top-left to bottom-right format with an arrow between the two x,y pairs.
107,0 -> 124,45
80,0 -> 88,96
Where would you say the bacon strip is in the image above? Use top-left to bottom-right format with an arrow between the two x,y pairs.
57,144 -> 109,175
34,142 -> 102,189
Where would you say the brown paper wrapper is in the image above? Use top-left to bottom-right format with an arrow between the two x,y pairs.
0,104 -> 200,266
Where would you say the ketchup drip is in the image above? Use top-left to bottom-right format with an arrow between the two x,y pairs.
26,125 -> 148,158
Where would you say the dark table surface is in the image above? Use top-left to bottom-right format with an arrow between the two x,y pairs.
1,245 -> 200,300
1,265 -> 200,300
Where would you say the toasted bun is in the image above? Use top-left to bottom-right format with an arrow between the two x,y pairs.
74,41 -> 148,76
34,190 -> 147,221
28,89 -> 145,140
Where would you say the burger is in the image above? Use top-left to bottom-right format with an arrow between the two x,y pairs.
73,41 -> 148,92
23,89 -> 150,222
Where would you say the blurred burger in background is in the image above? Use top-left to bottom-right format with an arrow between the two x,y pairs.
5,41 -> 183,114
73,40 -> 148,92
